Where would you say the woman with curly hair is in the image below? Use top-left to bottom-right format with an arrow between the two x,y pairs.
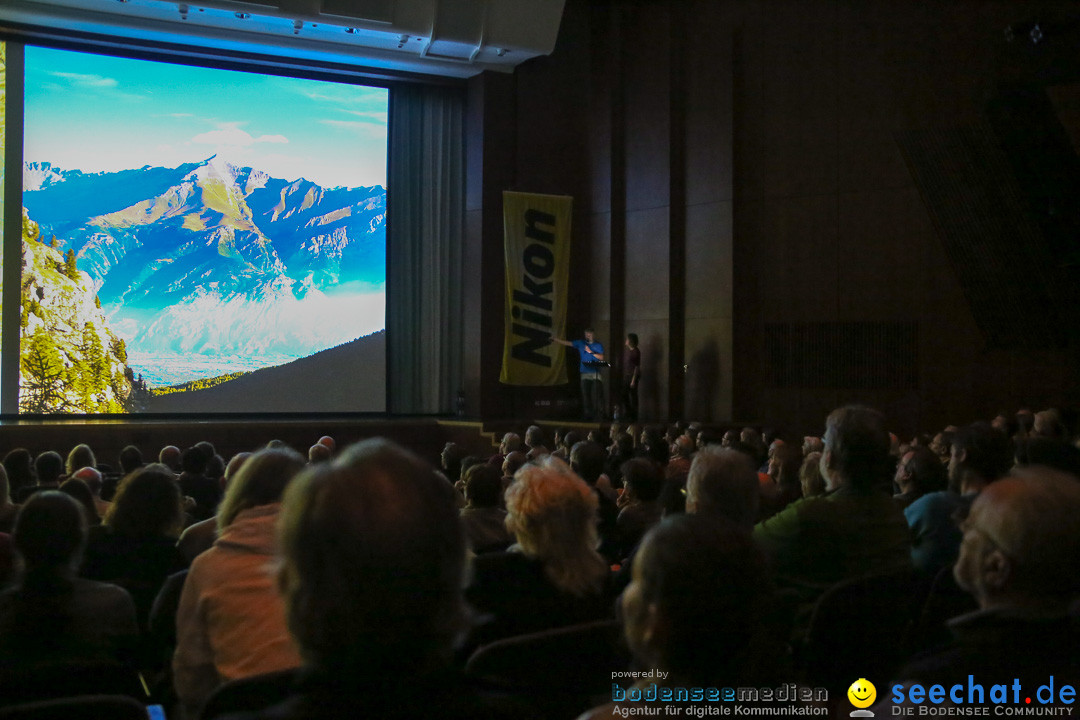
466,456 -> 612,645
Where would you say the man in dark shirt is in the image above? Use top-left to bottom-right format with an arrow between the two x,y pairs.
622,333 -> 641,422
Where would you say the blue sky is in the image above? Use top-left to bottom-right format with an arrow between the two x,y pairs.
24,45 -> 388,189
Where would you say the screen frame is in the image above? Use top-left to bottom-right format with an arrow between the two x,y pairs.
0,25 -> 450,419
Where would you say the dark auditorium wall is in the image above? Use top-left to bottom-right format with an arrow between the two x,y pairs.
464,0 -> 1080,437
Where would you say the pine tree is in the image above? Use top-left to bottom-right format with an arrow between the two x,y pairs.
23,213 -> 40,243
20,328 -> 70,413
75,323 -> 109,410
63,248 -> 79,280
110,337 -> 128,365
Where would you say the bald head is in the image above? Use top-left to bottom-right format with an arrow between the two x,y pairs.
499,433 -> 523,455
159,445 -> 182,472
954,468 -> 1080,610
72,466 -> 103,496
673,435 -> 695,459
502,451 -> 527,478
686,447 -> 760,529
309,443 -> 332,464
225,452 -> 252,484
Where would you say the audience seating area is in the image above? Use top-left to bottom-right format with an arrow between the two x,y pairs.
0,406 -> 1078,719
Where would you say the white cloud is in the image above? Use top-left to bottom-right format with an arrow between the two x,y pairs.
190,126 -> 289,146
49,71 -> 118,88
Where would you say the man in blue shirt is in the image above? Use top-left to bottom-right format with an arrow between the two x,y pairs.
551,328 -> 605,421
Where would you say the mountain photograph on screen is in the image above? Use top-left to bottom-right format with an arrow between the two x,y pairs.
20,46 -> 388,414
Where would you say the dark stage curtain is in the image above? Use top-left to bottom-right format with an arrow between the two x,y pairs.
387,85 -> 465,414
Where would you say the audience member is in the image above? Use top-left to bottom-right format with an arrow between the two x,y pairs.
459,463 -> 512,553
65,444 -> 97,477
0,467 -> 17,535
59,477 -> 101,527
81,465 -> 188,629
501,451 -> 527,485
762,442 -> 802,519
179,446 -> 222,521
244,438 -> 520,720
740,427 -> 767,468
615,458 -> 664,560
490,433 -> 522,467
194,441 -> 217,462
888,468 -> 1080,708
905,421 -> 1011,575
799,451 -> 826,498
990,412 -> 1016,440
118,445 -> 144,476
440,442 -> 467,485
605,432 -> 636,486
205,453 -> 227,486
1014,436 -> 1080,479
686,447 -> 759,530
0,492 -> 137,670
14,451 -> 64,503
174,448 -> 305,718
177,452 -> 252,564
72,466 -> 110,518
551,427 -> 570,461
580,515 -> 781,720
307,443 -> 331,464
562,430 -> 585,458
1031,408 -> 1066,440
696,427 -> 721,450
457,455 -> 484,486
159,445 -> 182,473
2,449 -> 35,503
893,445 -> 947,509
638,426 -> 668,467
467,457 -> 611,645
570,441 -> 619,558
665,435 -> 694,479
754,406 -> 910,605
524,425 -> 550,460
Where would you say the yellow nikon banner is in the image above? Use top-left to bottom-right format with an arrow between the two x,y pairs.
500,192 -> 572,386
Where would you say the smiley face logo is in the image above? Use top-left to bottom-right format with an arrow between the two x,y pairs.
847,678 -> 876,709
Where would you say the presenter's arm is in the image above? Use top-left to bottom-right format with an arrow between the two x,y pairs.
550,336 -> 574,347
591,347 -> 604,361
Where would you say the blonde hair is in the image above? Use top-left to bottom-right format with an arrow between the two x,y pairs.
505,457 -> 607,597
217,447 -> 304,532
66,444 -> 96,476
